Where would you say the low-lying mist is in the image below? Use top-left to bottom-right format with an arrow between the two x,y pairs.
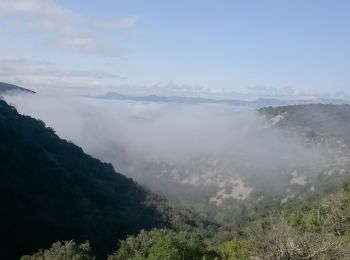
5,93 -> 340,203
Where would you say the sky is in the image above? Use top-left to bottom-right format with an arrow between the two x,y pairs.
0,0 -> 350,99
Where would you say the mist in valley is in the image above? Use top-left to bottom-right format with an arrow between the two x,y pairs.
5,93 -> 347,206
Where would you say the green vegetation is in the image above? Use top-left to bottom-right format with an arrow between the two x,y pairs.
108,229 -> 218,260
19,179 -> 350,259
260,104 -> 350,143
21,241 -> 94,260
116,182 -> 350,259
216,239 -> 250,260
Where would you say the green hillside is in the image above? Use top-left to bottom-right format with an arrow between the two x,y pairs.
260,104 -> 350,143
0,99 -> 216,259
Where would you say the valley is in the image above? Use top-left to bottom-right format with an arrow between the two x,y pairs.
2,83 -> 350,259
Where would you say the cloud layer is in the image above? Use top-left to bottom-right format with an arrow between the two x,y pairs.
0,0 -> 137,57
4,93 -> 331,199
98,15 -> 140,29
0,55 -> 124,92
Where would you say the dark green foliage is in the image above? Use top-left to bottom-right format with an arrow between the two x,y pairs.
0,100 -> 172,259
216,239 -> 250,260
287,184 -> 350,235
20,240 -> 94,260
108,229 -> 219,260
145,232 -> 210,260
147,196 -> 219,237
245,179 -> 350,259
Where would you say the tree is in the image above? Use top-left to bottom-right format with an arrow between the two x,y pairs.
217,239 -> 250,260
108,229 -> 219,260
20,240 -> 95,260
247,215 -> 349,259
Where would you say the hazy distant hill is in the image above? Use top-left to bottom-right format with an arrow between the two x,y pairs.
0,99 -> 215,259
110,103 -> 350,228
96,92 -> 350,108
97,92 -> 248,106
260,104 -> 350,143
0,82 -> 35,94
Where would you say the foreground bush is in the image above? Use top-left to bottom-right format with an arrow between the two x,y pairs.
247,216 -> 350,260
20,240 -> 95,260
216,239 -> 250,260
108,229 -> 219,260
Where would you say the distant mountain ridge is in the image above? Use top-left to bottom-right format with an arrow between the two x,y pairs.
0,82 -> 35,94
96,92 -> 350,108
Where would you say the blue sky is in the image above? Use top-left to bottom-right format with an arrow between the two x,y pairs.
0,0 -> 350,98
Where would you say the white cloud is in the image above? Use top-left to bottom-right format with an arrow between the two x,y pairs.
0,0 -> 79,34
0,55 -> 124,92
47,35 -> 124,57
0,0 -> 78,18
1,54 -> 345,100
246,85 -> 348,100
0,0 -> 128,57
0,55 -> 51,66
98,15 -> 139,29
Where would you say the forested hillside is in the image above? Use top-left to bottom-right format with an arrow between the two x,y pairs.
21,178 -> 350,259
0,99 -> 216,259
260,104 -> 350,141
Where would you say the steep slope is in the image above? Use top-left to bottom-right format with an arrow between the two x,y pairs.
0,99 -> 215,259
0,82 -> 35,95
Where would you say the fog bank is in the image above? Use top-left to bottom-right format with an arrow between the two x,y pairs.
5,93 -> 334,201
